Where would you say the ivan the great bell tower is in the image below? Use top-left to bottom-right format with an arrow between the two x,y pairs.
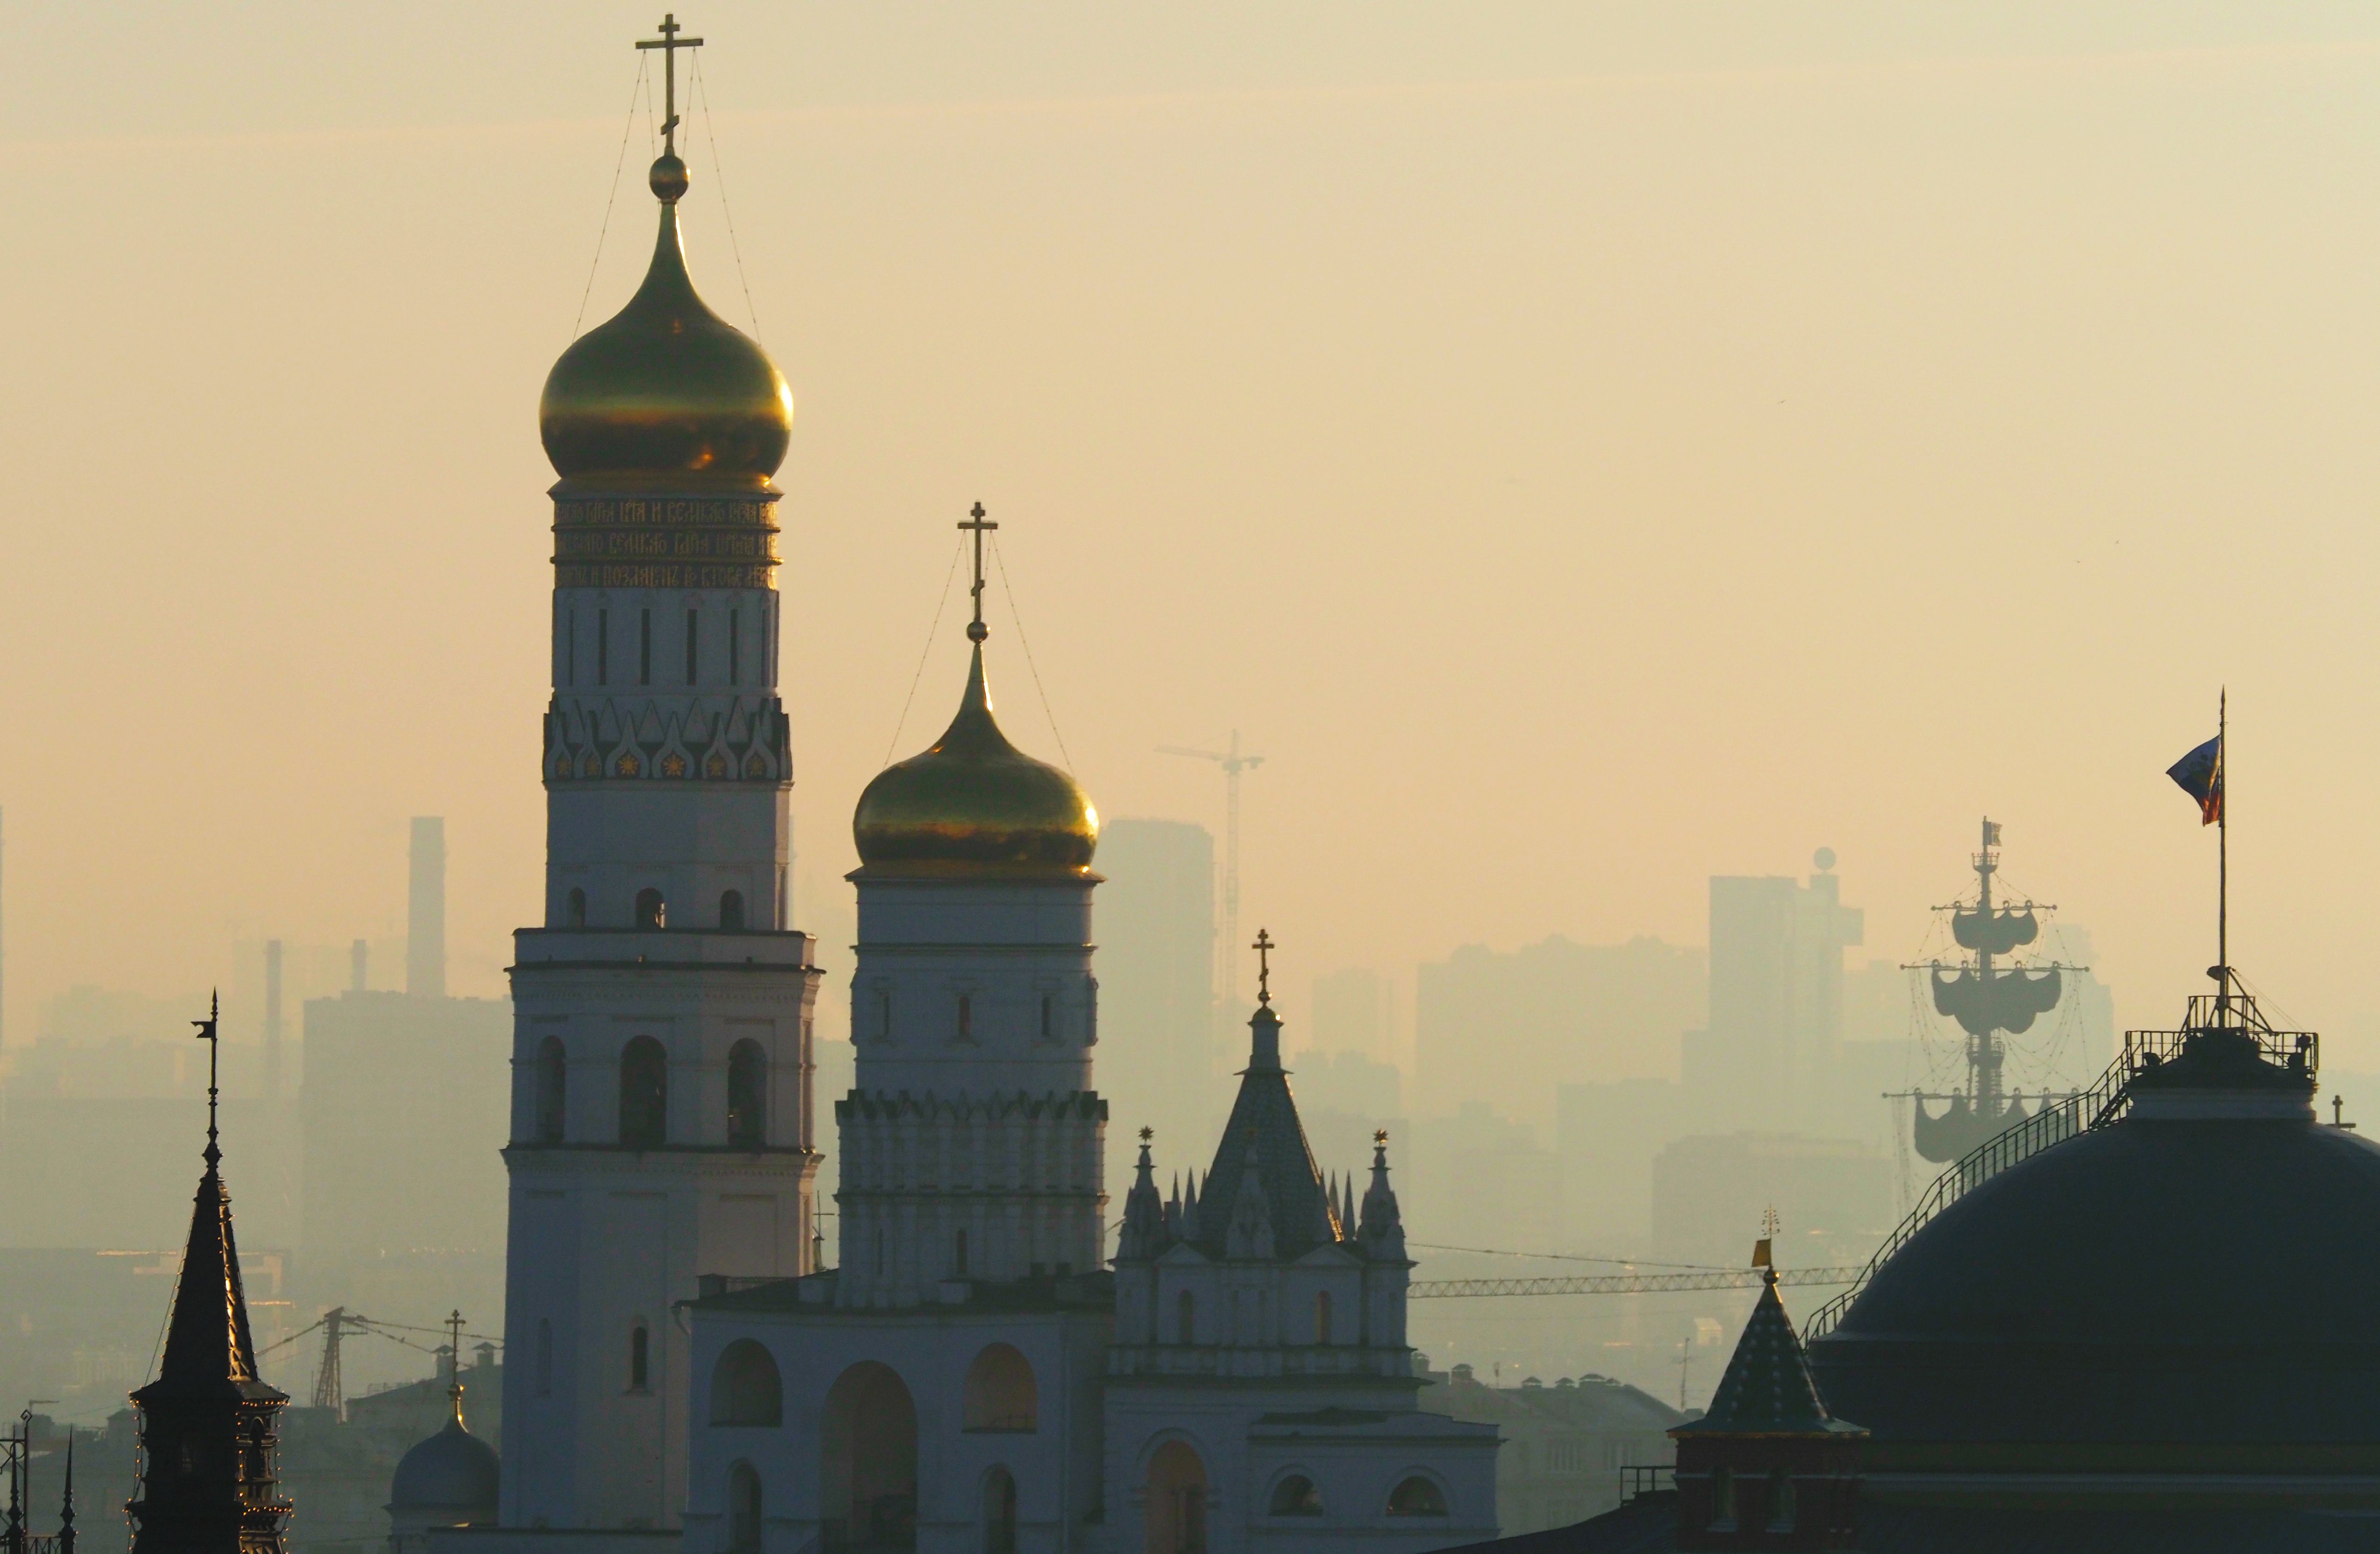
495,17 -> 821,1533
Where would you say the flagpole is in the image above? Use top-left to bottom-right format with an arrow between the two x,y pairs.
2218,688 -> 2228,1014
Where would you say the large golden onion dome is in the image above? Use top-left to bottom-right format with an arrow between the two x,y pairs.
854,647 -> 1099,878
540,154 -> 792,489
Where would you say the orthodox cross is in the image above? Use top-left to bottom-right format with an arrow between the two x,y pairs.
445,1310 -> 467,1402
193,991 -> 222,1170
1252,927 -> 1275,1006
636,14 -> 706,157
958,502 -> 997,643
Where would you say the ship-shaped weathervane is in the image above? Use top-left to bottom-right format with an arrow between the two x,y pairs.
1905,817 -> 2085,1162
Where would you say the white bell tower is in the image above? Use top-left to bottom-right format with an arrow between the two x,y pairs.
495,18 -> 820,1533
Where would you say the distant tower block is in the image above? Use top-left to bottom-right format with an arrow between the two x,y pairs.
409,817 -> 447,999
350,939 -> 367,994
264,939 -> 284,1100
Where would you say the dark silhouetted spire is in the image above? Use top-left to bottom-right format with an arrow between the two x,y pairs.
1192,934 -> 1337,1261
1675,1271 -> 1864,1438
1118,1128 -> 1168,1261
58,1430 -> 75,1554
129,996 -> 289,1554
1358,1130 -> 1407,1262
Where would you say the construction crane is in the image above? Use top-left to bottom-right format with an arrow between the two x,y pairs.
1158,732 -> 1265,1007
1408,1265 -> 1864,1299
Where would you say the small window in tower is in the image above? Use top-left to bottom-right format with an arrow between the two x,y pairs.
686,609 -> 699,684
640,609 -> 652,685
598,609 -> 610,684
1765,1469 -> 1795,1533
1177,1290 -> 1195,1345
629,1322 -> 650,1391
1040,995 -> 1054,1043
1710,1466 -> 1736,1531
719,889 -> 745,931
568,608 -> 577,685
535,1037 -> 566,1143
566,888 -> 587,929
729,610 -> 741,684
878,988 -> 893,1044
957,994 -> 973,1041
1387,1477 -> 1448,1518
620,1036 -> 667,1148
727,1040 -> 766,1149
955,1228 -> 969,1277
1085,975 -> 1099,1046
1315,1289 -> 1333,1345
636,888 -> 666,930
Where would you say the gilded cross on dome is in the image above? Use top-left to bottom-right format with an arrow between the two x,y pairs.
635,13 -> 706,157
958,502 -> 998,643
1252,927 -> 1276,1007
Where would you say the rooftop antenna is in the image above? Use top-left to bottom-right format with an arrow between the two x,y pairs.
1159,733 -> 1266,1008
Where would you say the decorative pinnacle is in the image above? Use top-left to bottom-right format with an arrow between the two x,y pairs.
1373,1128 -> 1388,1147
192,991 -> 222,1171
959,502 -> 997,643
1139,1126 -> 1154,1142
1252,927 -> 1276,1007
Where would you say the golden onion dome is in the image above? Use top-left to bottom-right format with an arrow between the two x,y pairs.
540,155 -> 792,490
854,647 -> 1099,878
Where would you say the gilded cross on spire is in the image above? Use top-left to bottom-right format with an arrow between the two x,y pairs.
192,991 -> 222,1171
635,13 -> 706,157
1252,927 -> 1276,1007
445,1310 -> 467,1411
958,501 -> 998,643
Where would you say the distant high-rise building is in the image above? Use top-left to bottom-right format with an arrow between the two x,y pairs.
1686,854 -> 1864,1122
1095,817 -> 1218,1151
407,818 -> 446,999
1312,966 -> 1394,1063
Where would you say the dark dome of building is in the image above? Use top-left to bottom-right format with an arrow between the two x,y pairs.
1808,1026 -> 2380,1461
389,1415 -> 500,1518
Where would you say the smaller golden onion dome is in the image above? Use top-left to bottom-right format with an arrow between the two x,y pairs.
854,648 -> 1099,878
539,154 -> 792,490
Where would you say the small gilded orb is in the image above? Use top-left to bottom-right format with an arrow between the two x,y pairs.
854,650 -> 1098,876
649,152 -> 689,204
540,198 -> 791,487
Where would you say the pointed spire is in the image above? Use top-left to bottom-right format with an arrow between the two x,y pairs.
1358,1129 -> 1408,1262
57,1430 -> 74,1554
1119,1128 -> 1167,1261
1178,1172 -> 1201,1243
1675,1271 -> 1865,1438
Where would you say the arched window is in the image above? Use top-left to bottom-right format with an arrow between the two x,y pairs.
710,1340 -> 783,1426
636,888 -> 666,930
1039,995 -> 1054,1043
822,1363 -> 915,1554
1143,1441 -> 1206,1554
727,1462 -> 763,1554
566,888 -> 587,928
727,1041 -> 766,1149
1314,1290 -> 1332,1345
719,889 -> 746,931
981,1468 -> 1017,1554
629,1322 -> 650,1391
534,1037 -> 567,1143
1267,1475 -> 1322,1517
535,1318 -> 553,1396
956,994 -> 973,1041
620,1037 -> 667,1147
954,1229 -> 969,1277
1176,1291 -> 1195,1346
1710,1466 -> 1736,1529
1386,1477 -> 1447,1517
1765,1468 -> 1795,1533
962,1344 -> 1038,1432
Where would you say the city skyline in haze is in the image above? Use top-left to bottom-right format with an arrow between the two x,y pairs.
7,4 -> 2380,1063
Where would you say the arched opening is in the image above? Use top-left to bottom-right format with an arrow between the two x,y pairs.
535,1319 -> 553,1396
1267,1475 -> 1322,1517
956,994 -> 973,1040
727,1041 -> 767,1149
710,1339 -> 783,1426
727,1462 -> 763,1554
534,1037 -> 567,1143
1142,1441 -> 1207,1554
1765,1468 -> 1795,1533
620,1037 -> 667,1147
1314,1289 -> 1332,1345
566,888 -> 587,928
1710,1466 -> 1735,1530
953,1229 -> 969,1277
980,1468 -> 1017,1554
629,1323 -> 650,1391
720,889 -> 746,931
822,1362 -> 916,1553
1386,1477 -> 1447,1518
962,1344 -> 1038,1433
1175,1290 -> 1194,1346
636,888 -> 667,929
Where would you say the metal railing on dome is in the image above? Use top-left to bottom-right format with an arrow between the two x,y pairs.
1801,983 -> 2320,1342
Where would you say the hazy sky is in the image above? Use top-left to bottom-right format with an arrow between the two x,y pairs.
9,3 -> 2380,1069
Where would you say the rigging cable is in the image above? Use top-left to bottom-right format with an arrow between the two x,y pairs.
690,52 -> 765,339
883,540 -> 966,765
989,533 -> 1075,772
571,55 -> 652,342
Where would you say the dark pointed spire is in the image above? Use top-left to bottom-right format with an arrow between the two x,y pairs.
1358,1130 -> 1408,1262
57,1430 -> 75,1554
1118,1128 -> 1167,1261
1675,1271 -> 1865,1438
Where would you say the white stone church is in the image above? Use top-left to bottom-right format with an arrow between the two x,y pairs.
438,24 -> 1500,1554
